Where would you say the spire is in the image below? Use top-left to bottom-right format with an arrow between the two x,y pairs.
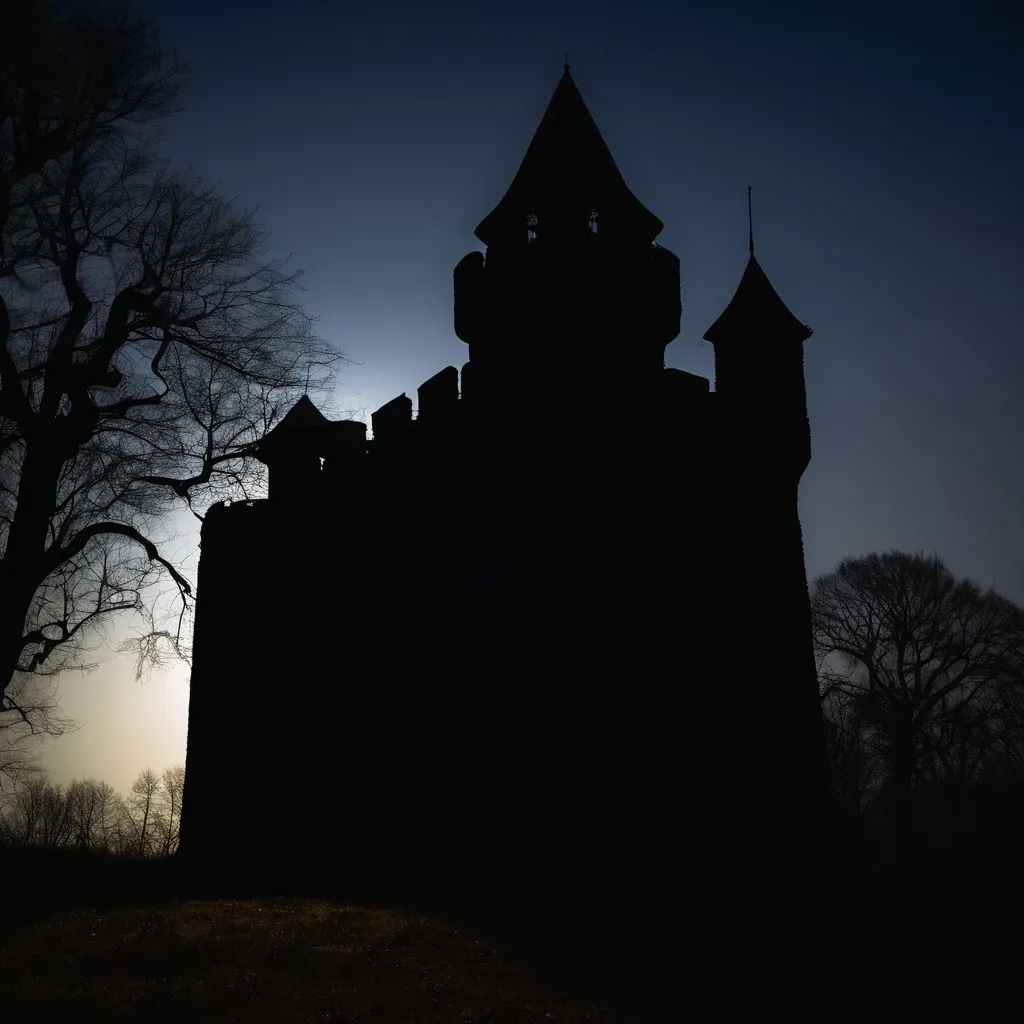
702,190 -> 811,344
474,67 -> 664,247
747,185 -> 754,256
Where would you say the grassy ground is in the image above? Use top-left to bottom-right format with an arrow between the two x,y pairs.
2,847 -> 1023,1020
0,850 -> 681,1021
0,896 -> 672,1022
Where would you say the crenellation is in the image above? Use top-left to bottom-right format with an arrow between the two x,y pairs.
416,365 -> 460,425
322,419 -> 368,473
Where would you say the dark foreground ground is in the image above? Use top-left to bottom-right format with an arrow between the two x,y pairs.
0,847 -> 1022,1021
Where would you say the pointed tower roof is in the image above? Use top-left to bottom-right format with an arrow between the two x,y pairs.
254,395 -> 330,461
474,68 -> 664,246
703,254 -> 812,346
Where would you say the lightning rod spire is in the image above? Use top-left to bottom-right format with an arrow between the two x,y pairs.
747,185 -> 754,255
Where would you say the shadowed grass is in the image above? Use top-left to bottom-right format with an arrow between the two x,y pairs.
0,896 -> 669,1022
3,841 -> 1024,1018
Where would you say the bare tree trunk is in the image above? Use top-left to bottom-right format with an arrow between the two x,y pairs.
0,444 -> 64,685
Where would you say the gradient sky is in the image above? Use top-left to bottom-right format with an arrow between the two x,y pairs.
38,0 -> 1024,795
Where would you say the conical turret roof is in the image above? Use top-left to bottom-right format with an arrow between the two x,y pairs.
254,395 -> 329,462
703,254 -> 812,345
474,68 -> 664,246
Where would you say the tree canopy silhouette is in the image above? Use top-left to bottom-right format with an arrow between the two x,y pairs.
812,551 -> 1024,811
0,2 -> 341,723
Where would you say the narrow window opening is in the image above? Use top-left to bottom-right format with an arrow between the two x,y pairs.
526,212 -> 538,243
588,209 -> 599,234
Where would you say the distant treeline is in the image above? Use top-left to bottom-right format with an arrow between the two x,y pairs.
0,766 -> 184,857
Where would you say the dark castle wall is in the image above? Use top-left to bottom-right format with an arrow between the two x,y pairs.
179,366 -> 829,903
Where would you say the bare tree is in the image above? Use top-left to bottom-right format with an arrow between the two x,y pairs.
1,669 -> 77,787
0,3 -> 343,718
819,675 -> 881,814
812,551 -> 1024,810
158,762 -> 183,855
121,766 -> 165,856
65,777 -> 120,849
0,775 -> 47,844
0,774 -> 74,847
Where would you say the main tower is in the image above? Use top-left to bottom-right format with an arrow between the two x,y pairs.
454,68 -> 681,454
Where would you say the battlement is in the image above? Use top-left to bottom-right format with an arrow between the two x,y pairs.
253,361 -> 722,504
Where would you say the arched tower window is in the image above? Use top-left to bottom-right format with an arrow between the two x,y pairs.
526,212 -> 538,243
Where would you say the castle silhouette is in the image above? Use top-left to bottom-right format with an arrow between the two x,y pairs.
179,68 -> 832,904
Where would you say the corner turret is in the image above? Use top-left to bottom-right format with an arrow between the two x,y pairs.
703,208 -> 812,479
255,395 -> 367,498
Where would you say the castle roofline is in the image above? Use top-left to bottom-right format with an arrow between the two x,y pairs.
474,68 -> 664,247
703,254 -> 812,345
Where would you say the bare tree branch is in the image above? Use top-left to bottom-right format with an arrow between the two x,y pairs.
0,2 -> 346,722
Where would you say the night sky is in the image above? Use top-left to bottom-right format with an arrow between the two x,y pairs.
41,0 -> 1024,793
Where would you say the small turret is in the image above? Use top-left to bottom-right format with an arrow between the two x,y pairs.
255,396 -> 366,498
703,192 -> 812,478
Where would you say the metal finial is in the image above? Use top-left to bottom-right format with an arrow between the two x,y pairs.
564,52 -> 570,72
747,185 -> 754,255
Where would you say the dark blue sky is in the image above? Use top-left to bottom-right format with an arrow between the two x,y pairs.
42,0 -> 1024,789
141,0 -> 1024,594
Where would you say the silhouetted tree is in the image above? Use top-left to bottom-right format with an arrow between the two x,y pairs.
813,552 -> 1024,816
0,775 -> 73,847
0,3 -> 342,708
0,669 -> 76,786
65,777 -> 121,850
157,763 -> 184,855
122,767 -> 164,856
819,676 -> 880,814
